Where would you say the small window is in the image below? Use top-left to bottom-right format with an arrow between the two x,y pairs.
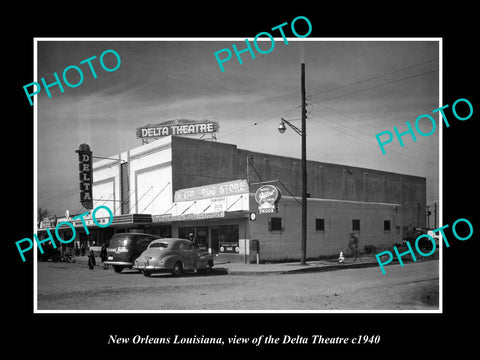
149,242 -> 169,249
352,219 -> 360,231
384,220 -> 391,231
315,218 -> 325,231
270,217 -> 282,231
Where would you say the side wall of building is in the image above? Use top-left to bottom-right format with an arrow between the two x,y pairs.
248,196 -> 402,261
171,136 -> 426,229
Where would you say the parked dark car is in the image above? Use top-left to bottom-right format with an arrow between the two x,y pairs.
105,233 -> 160,273
403,228 -> 434,251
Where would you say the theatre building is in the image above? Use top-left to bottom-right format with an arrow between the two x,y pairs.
79,133 -> 424,263
38,129 -> 426,263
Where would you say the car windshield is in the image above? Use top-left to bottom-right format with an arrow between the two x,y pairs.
149,242 -> 169,249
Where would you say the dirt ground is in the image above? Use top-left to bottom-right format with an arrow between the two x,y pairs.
36,259 -> 439,311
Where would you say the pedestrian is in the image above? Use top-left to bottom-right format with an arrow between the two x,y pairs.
189,232 -> 197,248
100,243 -> 109,270
75,243 -> 80,257
88,249 -> 96,270
348,232 -> 359,262
81,244 -> 86,256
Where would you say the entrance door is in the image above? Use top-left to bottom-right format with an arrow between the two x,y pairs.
210,225 -> 239,255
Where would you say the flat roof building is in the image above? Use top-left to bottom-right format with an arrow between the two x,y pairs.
38,135 -> 426,262
86,135 -> 426,262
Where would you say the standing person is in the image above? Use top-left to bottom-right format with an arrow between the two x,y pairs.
100,243 -> 109,270
88,249 -> 96,270
81,243 -> 86,256
189,232 -> 197,248
348,233 -> 359,262
75,243 -> 80,257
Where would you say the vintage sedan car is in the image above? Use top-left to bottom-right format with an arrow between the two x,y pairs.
105,233 -> 161,273
133,238 -> 214,277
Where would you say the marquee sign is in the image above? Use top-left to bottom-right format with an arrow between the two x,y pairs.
75,143 -> 93,209
174,179 -> 248,202
136,119 -> 220,139
255,184 -> 281,214
153,211 -> 225,223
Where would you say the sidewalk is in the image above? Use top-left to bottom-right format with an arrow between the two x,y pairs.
73,253 -> 381,274
218,255 -> 380,275
73,251 -> 438,275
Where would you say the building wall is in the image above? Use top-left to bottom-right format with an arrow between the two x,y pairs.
128,138 -> 173,215
248,196 -> 402,261
171,136 -> 426,228
92,157 -> 120,216
93,137 -> 174,217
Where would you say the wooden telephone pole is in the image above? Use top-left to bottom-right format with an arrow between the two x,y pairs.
300,62 -> 307,265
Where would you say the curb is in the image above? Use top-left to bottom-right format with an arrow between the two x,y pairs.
72,254 -> 438,275
225,261 -> 380,276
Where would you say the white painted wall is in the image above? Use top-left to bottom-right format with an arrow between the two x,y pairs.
249,195 -> 402,261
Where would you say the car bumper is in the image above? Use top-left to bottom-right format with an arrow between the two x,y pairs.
104,261 -> 133,266
133,263 -> 169,271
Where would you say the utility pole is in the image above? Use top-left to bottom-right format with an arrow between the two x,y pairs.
434,202 -> 437,228
426,205 -> 430,229
417,202 -> 420,228
300,62 -> 307,265
277,63 -> 307,265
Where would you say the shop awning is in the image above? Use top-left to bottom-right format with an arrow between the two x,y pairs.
110,214 -> 152,226
152,210 -> 249,223
37,213 -> 152,232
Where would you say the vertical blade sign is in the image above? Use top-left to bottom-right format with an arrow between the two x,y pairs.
76,143 -> 93,209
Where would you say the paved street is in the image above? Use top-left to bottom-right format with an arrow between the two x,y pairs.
36,259 -> 439,311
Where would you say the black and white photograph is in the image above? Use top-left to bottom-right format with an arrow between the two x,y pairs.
7,7 -> 478,356
33,38 -> 441,312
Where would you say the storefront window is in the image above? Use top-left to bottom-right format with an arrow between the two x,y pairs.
211,225 -> 239,254
179,227 -> 209,250
153,225 -> 172,238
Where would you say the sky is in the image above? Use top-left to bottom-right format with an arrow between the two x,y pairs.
36,39 -> 440,217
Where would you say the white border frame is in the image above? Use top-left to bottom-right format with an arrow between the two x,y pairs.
33,37 -> 442,314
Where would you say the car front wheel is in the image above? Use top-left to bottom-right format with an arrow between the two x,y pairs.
142,270 -> 152,277
171,261 -> 183,277
113,265 -> 123,273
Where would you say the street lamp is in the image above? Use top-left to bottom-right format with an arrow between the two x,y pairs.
277,62 -> 307,265
278,118 -> 302,136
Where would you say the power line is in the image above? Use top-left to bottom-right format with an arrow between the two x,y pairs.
217,59 -> 439,142
314,69 -> 438,103
314,101 -> 439,159
310,58 -> 438,99
38,190 -> 80,205
38,187 -> 79,201
139,182 -> 171,214
308,115 -> 438,165
217,103 -> 302,140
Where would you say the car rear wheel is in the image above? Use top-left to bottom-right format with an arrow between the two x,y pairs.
142,270 -> 152,277
171,261 -> 183,277
113,265 -> 123,273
